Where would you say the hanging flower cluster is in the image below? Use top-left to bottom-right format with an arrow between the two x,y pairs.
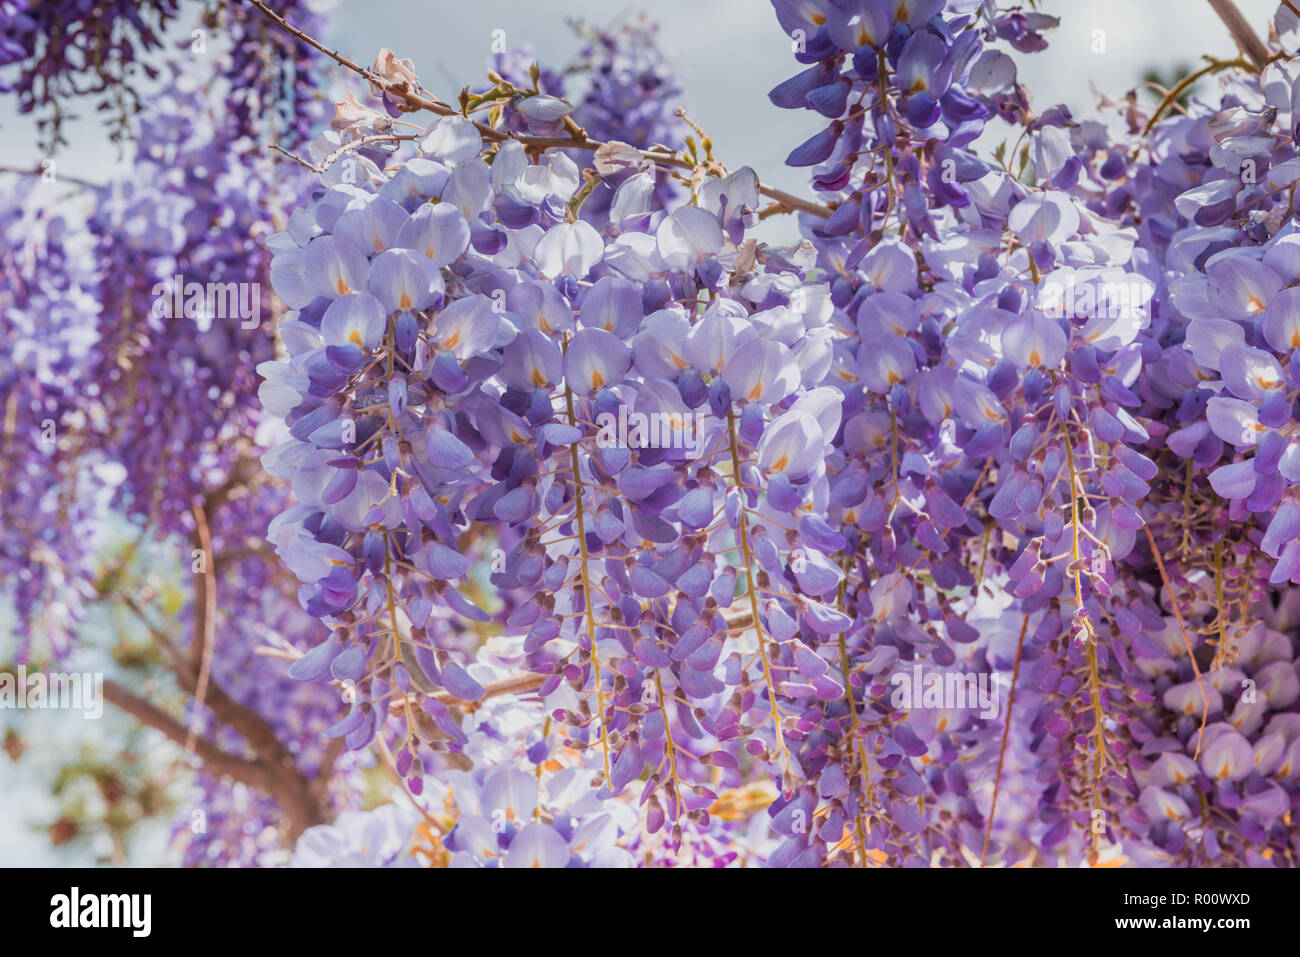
6,0 -> 1300,869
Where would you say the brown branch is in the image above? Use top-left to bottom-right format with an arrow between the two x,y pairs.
104,677 -> 330,840
112,563 -> 335,840
752,183 -> 835,220
1207,0 -> 1269,70
244,0 -> 832,219
310,736 -> 347,801
0,163 -> 105,190
102,679 -> 268,787
122,592 -> 312,782
107,600 -> 335,840
203,451 -> 258,518
187,503 -> 217,753
214,542 -> 277,565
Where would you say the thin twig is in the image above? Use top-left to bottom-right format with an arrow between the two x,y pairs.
267,143 -> 320,172
1143,525 -> 1210,759
0,163 -> 105,190
255,642 -> 548,706
269,133 -> 418,174
982,613 -> 1029,867
243,0 -> 832,219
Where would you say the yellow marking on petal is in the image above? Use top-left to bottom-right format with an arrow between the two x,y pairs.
349,330 -> 364,347
887,371 -> 901,385
749,383 -> 763,401
1247,294 -> 1265,314
336,277 -> 350,295
811,12 -> 826,24
530,368 -> 548,387
592,371 -> 605,389
1218,761 -> 1232,779
1029,349 -> 1041,366
772,455 -> 789,472
1258,375 -> 1279,389
443,332 -> 460,350
400,291 -> 413,311
1165,806 -> 1181,820
425,246 -> 436,259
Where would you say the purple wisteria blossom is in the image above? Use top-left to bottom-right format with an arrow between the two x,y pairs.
7,0 -> 1300,873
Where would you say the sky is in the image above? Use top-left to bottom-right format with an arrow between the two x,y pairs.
323,0 -> 1285,235
0,0 -> 1291,865
0,0 -> 1289,239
